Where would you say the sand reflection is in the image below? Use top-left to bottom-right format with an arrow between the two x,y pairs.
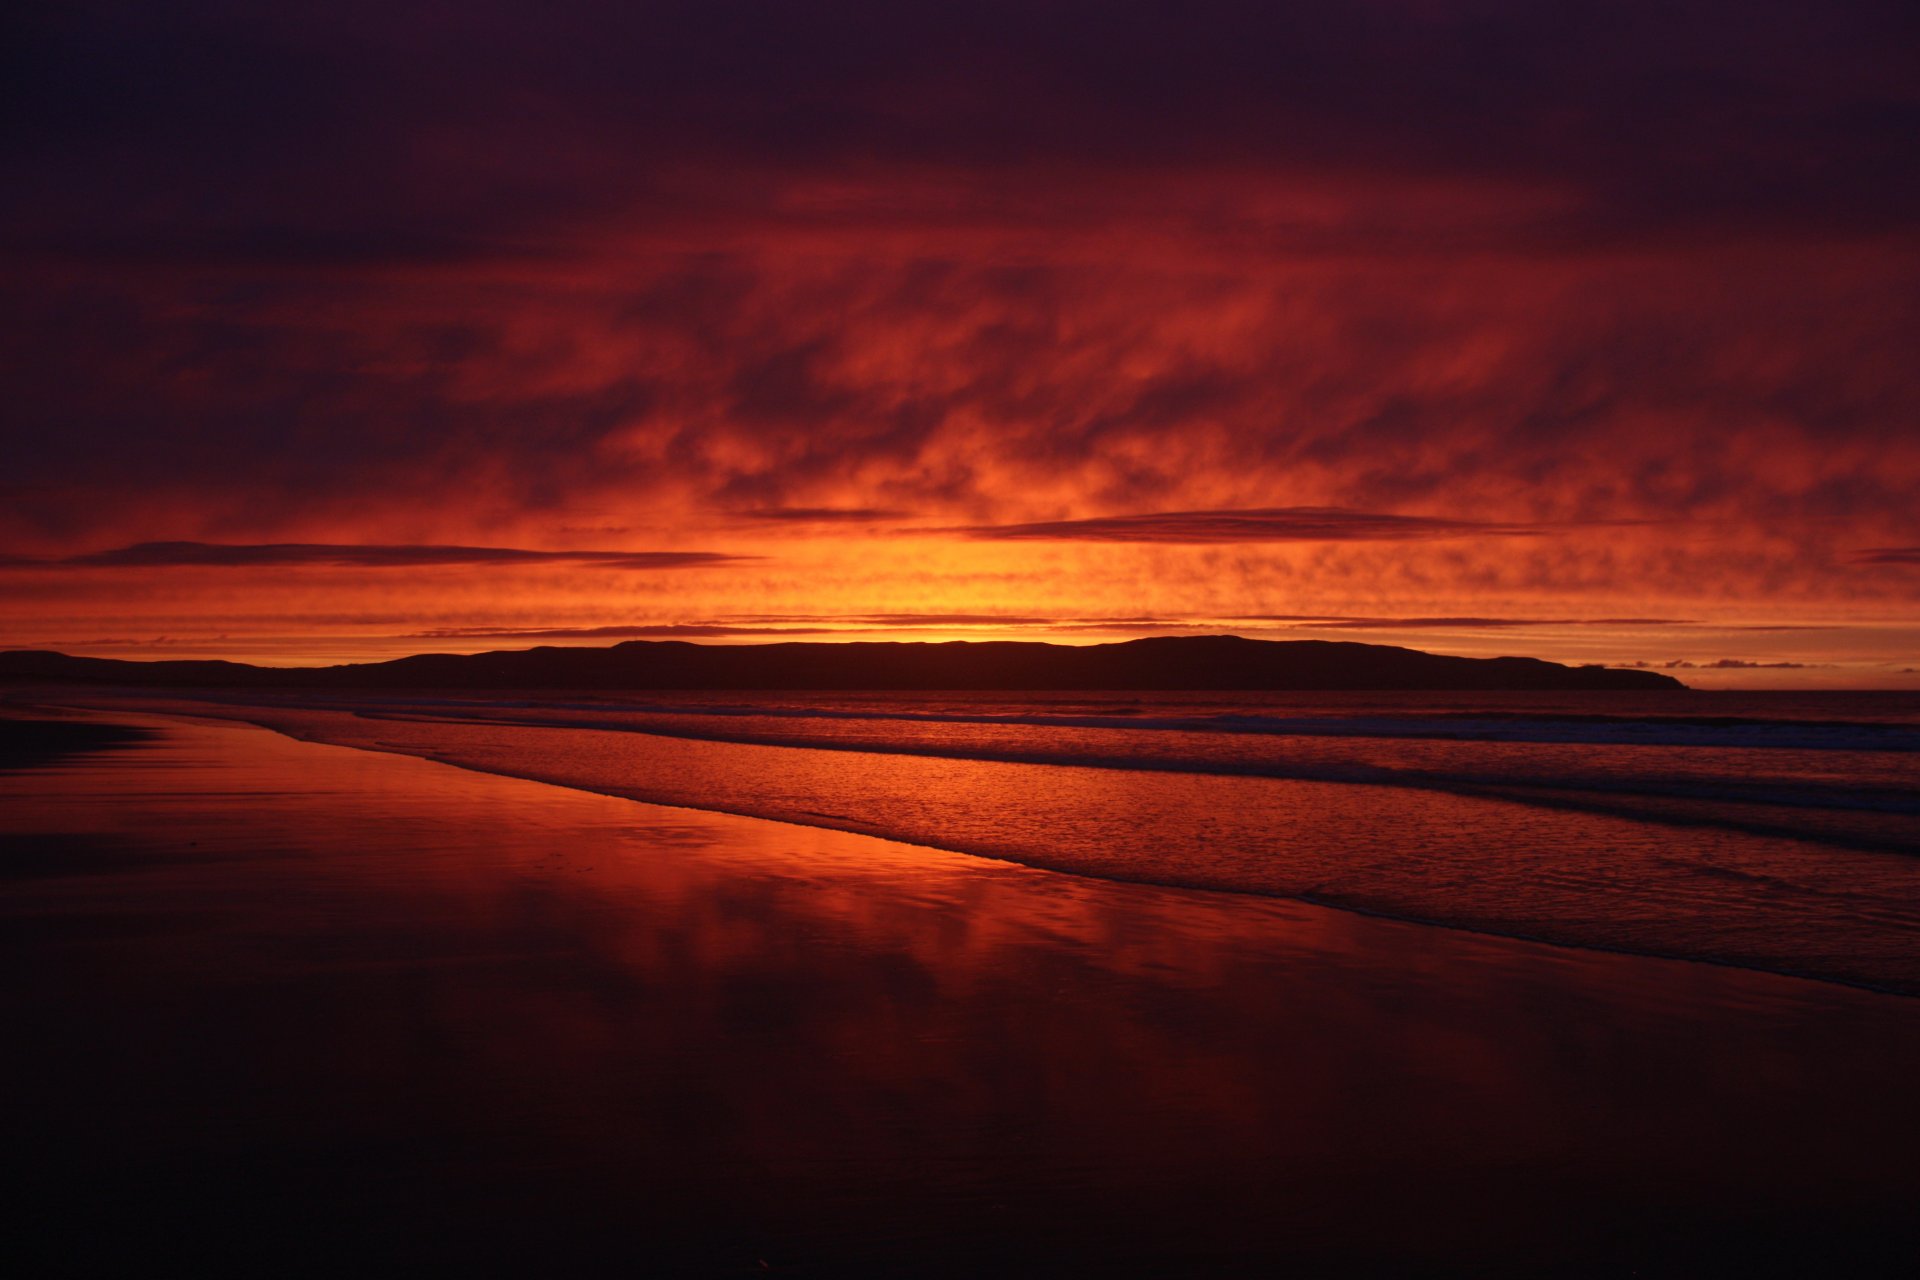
4,710 -> 1919,1274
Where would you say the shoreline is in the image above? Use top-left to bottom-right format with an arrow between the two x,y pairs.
24,690 -> 1920,998
142,707 -> 1920,1003
6,707 -> 1920,1273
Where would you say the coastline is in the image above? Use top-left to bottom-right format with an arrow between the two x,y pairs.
5,706 -> 1920,1274
37,688 -> 1920,996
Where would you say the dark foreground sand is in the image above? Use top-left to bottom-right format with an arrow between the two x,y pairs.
4,707 -> 1920,1276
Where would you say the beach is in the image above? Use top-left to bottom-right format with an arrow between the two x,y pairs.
58,687 -> 1920,993
9,0 -> 1917,1270
5,704 -> 1920,1275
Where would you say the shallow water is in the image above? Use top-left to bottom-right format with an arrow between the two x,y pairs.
66,687 -> 1920,995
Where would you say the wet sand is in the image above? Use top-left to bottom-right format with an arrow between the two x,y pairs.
4,707 -> 1920,1276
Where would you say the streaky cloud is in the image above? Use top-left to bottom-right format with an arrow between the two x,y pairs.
846,613 -> 1061,627
1649,658 -> 1815,670
738,507 -> 915,523
409,613 -> 1077,640
1855,548 -> 1920,566
726,613 -> 1065,627
1235,615 -> 1694,629
409,623 -> 836,641
4,541 -> 754,571
947,507 -> 1543,544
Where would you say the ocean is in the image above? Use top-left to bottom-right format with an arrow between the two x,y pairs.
137,686 -> 1920,995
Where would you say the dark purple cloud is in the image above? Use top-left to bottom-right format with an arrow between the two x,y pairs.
409,624 -> 831,640
952,508 -> 1542,544
1655,658 -> 1814,669
843,614 -> 1059,627
727,613 -> 1068,627
1856,548 -> 1920,565
0,542 -> 750,570
410,614 -> 1068,639
739,508 -> 915,523
1236,615 -> 1693,630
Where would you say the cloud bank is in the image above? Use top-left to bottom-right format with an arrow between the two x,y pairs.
0,542 -> 750,571
2,1 -> 1916,677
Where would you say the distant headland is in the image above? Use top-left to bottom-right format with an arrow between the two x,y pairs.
0,635 -> 1685,692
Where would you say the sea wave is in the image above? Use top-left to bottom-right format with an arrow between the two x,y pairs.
281,693 -> 1920,752
341,705 -> 1920,820
55,691 -> 1920,994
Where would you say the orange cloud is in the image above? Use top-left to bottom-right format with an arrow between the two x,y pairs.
5,1 -> 1918,683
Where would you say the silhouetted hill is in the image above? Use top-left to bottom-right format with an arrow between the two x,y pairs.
0,636 -> 1686,692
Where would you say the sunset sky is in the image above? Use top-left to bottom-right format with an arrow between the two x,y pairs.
4,1 -> 1917,685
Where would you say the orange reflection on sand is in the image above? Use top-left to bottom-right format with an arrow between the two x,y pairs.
6,708 -> 1920,1272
